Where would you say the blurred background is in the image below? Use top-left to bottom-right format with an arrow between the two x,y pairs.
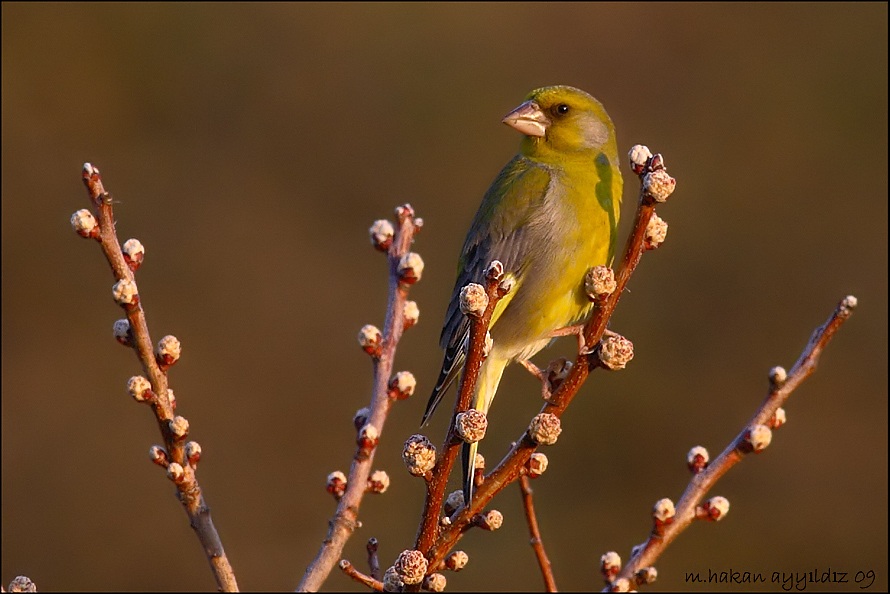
2,3 -> 887,592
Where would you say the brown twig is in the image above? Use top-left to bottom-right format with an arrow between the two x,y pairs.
367,537 -> 381,580
414,263 -> 508,555
297,205 -> 422,592
422,150 -> 674,570
78,164 -> 239,592
609,295 -> 858,588
339,560 -> 383,591
519,474 -> 557,592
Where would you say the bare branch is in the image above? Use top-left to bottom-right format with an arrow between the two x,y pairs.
77,164 -> 239,592
610,295 -> 858,587
338,560 -> 383,591
414,264 -> 510,554
519,474 -> 557,592
297,206 -> 422,591
422,150 -> 676,570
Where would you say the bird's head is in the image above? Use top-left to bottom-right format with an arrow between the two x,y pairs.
503,85 -> 616,160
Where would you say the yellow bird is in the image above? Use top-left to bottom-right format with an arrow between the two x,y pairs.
423,85 -> 623,501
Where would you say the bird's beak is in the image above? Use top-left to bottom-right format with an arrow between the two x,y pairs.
502,100 -> 550,138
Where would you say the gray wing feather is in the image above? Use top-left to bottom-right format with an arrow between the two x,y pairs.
422,156 -> 551,425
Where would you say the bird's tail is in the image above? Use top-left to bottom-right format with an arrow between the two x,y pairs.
422,346 -> 465,427
462,353 -> 509,503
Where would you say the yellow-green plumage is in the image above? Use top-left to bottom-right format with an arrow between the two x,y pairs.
423,85 -> 622,502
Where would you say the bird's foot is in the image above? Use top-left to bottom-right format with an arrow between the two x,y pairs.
519,359 -> 557,402
577,328 -> 621,355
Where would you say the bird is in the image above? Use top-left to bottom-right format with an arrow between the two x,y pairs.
422,85 -> 623,503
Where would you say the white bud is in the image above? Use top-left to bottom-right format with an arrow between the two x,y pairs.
459,283 -> 489,316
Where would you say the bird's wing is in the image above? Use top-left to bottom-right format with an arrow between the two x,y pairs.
422,155 -> 552,424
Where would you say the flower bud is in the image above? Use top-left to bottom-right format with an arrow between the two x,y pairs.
771,407 -> 787,429
382,566 -> 403,592
127,375 -> 153,402
71,209 -> 99,239
358,324 -> 383,358
745,424 -> 772,452
601,551 -> 621,581
698,496 -> 730,521
653,498 -> 676,525
7,575 -> 36,593
769,366 -> 788,388
326,470 -> 347,499
403,300 -> 420,329
598,334 -> 634,370
459,283 -> 488,317
643,168 -> 676,203
402,434 -> 436,476
445,550 -> 468,571
628,144 -> 653,175
528,413 -> 561,445
149,445 -> 169,467
166,462 -> 185,483
476,509 -> 503,531
424,573 -> 447,592
353,406 -> 371,431
358,424 -> 379,450
113,318 -> 133,346
368,470 -> 390,494
584,265 -> 616,300
369,219 -> 395,251
687,446 -> 709,474
527,452 -> 549,477
398,252 -> 424,284
485,260 -> 504,280
394,549 -> 428,585
636,566 -> 658,585
112,279 -> 138,306
185,441 -> 202,467
169,416 -> 190,440
156,334 -> 181,368
122,238 -> 144,271
455,409 -> 487,443
444,490 -> 465,515
644,214 -> 668,249
388,371 -> 417,400
395,203 -> 415,222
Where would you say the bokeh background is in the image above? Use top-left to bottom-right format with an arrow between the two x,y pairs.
2,3 -> 887,592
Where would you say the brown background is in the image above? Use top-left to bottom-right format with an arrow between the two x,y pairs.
2,3 -> 887,592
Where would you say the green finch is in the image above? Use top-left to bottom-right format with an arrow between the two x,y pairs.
422,85 -> 623,502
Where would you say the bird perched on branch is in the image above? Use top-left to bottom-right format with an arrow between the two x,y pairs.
423,85 -> 623,502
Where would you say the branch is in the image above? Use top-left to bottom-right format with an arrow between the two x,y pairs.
414,263 -> 510,554
519,474 -> 557,592
297,206 -> 423,591
74,164 -> 238,592
606,295 -> 858,590
422,147 -> 675,570
338,560 -> 383,592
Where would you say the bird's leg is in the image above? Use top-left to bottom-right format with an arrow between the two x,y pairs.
552,325 -> 619,355
518,359 -> 556,402
550,324 -> 590,355
518,358 -> 546,380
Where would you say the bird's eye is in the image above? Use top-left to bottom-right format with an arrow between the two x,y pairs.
554,104 -> 570,116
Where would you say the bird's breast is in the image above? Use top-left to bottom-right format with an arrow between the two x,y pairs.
490,168 -> 614,361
